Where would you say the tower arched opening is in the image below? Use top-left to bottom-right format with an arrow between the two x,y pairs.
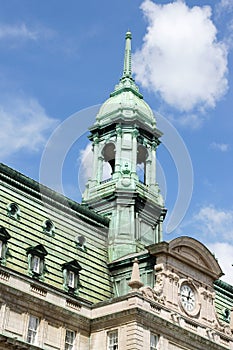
101,143 -> 115,182
136,145 -> 148,184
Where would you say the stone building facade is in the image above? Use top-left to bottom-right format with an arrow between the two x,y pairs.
0,32 -> 233,350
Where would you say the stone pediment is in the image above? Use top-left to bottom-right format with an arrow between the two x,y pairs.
148,236 -> 223,281
170,237 -> 223,280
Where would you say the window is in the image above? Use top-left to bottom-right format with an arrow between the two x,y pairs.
223,308 -> 230,322
75,235 -> 87,252
68,271 -> 75,288
32,255 -> 41,274
150,333 -> 159,350
136,144 -> 148,184
101,143 -> 115,182
65,329 -> 75,350
62,260 -> 82,295
26,244 -> 48,280
42,219 -> 55,237
108,330 -> 118,350
7,202 -> 20,220
0,226 -> 11,266
27,315 -> 39,345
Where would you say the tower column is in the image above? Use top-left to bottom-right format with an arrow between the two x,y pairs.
131,128 -> 138,177
150,143 -> 156,185
114,126 -> 122,176
92,136 -> 100,184
97,155 -> 104,183
145,152 -> 151,186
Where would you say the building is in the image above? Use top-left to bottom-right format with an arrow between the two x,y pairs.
0,31 -> 233,350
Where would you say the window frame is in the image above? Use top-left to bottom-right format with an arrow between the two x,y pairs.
150,333 -> 159,350
27,315 -> 39,345
42,219 -> 55,237
26,244 -> 48,281
7,202 -> 20,220
32,255 -> 41,274
62,260 -> 82,295
67,270 -> 75,288
65,329 -> 75,350
0,226 -> 11,266
107,330 -> 118,350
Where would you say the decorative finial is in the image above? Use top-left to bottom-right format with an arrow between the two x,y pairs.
122,31 -> 132,79
128,258 -> 144,292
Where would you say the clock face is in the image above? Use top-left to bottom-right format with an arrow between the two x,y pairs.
180,284 -> 196,312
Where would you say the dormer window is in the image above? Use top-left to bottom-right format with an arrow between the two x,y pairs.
62,260 -> 82,295
67,270 -> 75,288
32,255 -> 41,274
42,219 -> 55,237
0,226 -> 11,266
26,244 -> 48,281
75,235 -> 87,252
7,202 -> 20,220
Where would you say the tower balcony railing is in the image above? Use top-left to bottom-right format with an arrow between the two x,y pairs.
100,178 -> 112,184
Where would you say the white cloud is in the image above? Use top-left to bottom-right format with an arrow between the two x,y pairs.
171,113 -> 204,129
207,242 -> 233,285
194,205 -> 233,241
79,143 -> 93,181
210,142 -> 229,152
0,97 -> 58,158
133,0 -> 228,113
0,22 -> 56,45
0,23 -> 38,41
216,0 -> 233,14
78,143 -> 113,189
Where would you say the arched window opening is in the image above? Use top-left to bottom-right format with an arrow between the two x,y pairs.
102,143 -> 115,182
137,145 -> 148,184
7,202 -> 20,220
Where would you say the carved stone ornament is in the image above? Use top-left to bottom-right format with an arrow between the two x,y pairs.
140,264 -> 166,304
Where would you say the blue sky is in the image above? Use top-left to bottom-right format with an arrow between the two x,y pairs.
1,0 -> 233,283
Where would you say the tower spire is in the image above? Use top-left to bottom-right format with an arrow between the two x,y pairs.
122,31 -> 132,79
110,31 -> 143,98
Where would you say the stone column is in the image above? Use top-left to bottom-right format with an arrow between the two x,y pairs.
114,125 -> 122,175
131,128 -> 139,177
150,141 -> 157,185
91,135 -> 99,184
97,154 -> 104,183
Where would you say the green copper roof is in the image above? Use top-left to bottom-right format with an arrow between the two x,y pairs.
0,163 -> 109,228
95,31 -> 156,128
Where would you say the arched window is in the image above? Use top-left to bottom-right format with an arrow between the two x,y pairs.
7,202 -> 20,220
102,143 -> 115,182
136,145 -> 148,184
42,219 -> 55,237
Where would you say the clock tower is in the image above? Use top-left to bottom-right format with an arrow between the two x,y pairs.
82,32 -> 166,262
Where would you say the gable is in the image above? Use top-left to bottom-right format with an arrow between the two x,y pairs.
169,236 -> 223,280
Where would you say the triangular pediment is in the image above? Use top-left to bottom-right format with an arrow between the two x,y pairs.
62,259 -> 82,272
26,244 -> 48,257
